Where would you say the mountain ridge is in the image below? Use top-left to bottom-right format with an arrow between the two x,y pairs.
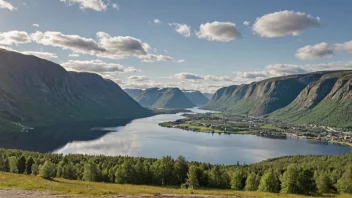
204,70 -> 352,127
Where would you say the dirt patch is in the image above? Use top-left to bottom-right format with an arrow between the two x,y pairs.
0,189 -> 240,198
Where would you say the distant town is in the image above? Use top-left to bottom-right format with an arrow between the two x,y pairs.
160,112 -> 352,147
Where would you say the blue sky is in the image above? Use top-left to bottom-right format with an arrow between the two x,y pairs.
0,0 -> 352,92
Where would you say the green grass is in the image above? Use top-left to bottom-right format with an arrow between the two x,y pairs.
0,172 -> 349,197
260,124 -> 282,131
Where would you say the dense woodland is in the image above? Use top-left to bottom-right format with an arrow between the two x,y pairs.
0,149 -> 351,195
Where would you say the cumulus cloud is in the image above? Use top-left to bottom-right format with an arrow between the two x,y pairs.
0,0 -> 16,11
32,24 -> 40,27
243,21 -> 250,26
174,73 -> 204,80
335,40 -> 352,54
30,31 -> 166,61
295,42 -> 334,60
62,60 -> 139,74
204,75 -> 233,81
196,21 -> 241,42
128,75 -> 150,81
139,54 -> 174,63
31,31 -> 105,54
253,10 -> 321,38
0,31 -> 31,45
22,51 -> 58,59
154,19 -> 162,24
60,0 -> 108,11
96,32 -> 151,59
169,23 -> 191,37
69,53 -> 80,57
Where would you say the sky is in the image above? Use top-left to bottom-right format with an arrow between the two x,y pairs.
0,0 -> 352,93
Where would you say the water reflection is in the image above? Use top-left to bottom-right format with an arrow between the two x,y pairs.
54,109 -> 352,164
0,108 -> 350,164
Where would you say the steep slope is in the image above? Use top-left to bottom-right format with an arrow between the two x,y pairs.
124,88 -> 144,98
133,88 -> 196,108
70,72 -> 151,119
271,71 -> 352,127
0,49 -> 150,131
183,90 -> 209,106
204,73 -> 323,115
202,93 -> 214,100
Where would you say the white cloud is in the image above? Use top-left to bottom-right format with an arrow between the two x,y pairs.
96,32 -> 151,59
335,40 -> 352,54
31,31 -> 160,60
31,31 -> 104,54
69,53 -> 80,57
153,19 -> 162,24
169,23 -> 191,37
62,60 -> 139,74
175,59 -> 185,63
128,75 -> 150,81
295,42 -> 334,60
32,24 -> 40,27
139,54 -> 174,63
233,61 -> 352,84
0,31 -> 31,45
112,3 -> 119,10
243,21 -> 250,26
204,75 -> 233,82
253,10 -> 321,38
22,51 -> 58,59
0,0 -> 16,11
174,73 -> 204,80
60,0 -> 108,11
196,21 -> 241,42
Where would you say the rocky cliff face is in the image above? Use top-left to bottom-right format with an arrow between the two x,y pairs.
205,70 -> 352,127
132,87 -> 196,108
0,49 -> 150,131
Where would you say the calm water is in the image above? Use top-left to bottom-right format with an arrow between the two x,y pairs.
0,108 -> 351,164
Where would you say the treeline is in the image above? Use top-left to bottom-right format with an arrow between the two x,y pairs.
0,149 -> 351,195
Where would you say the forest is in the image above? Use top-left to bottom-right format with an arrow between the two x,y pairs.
0,149 -> 351,195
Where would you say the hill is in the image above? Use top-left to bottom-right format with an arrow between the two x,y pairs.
202,93 -> 214,99
204,70 -> 352,127
183,90 -> 209,106
124,88 -> 144,98
130,88 -> 196,108
0,49 -> 151,131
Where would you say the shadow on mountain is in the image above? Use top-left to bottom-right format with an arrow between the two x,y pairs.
0,119 -> 132,153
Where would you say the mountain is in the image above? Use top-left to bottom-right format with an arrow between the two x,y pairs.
202,93 -> 213,99
270,71 -> 352,127
132,88 -> 196,108
124,88 -> 144,98
204,70 -> 352,127
183,90 -> 209,106
0,49 -> 151,131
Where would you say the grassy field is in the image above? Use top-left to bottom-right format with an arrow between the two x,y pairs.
0,172 -> 350,197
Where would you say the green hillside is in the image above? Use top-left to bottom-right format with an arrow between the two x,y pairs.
0,49 -> 151,131
204,70 -> 352,127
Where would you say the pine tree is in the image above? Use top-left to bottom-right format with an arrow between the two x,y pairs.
336,165 -> 352,193
280,164 -> 300,194
231,170 -> 244,190
258,169 -> 279,193
245,172 -> 260,191
18,155 -> 26,174
186,165 -> 199,189
83,161 -> 101,182
39,161 -> 56,180
316,172 -> 332,194
8,156 -> 19,173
